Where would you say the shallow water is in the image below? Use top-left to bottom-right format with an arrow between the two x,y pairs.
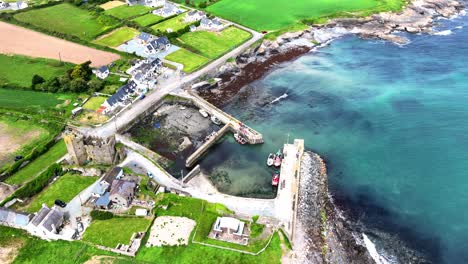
199,14 -> 468,263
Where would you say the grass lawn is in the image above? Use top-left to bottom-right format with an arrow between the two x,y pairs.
14,3 -> 119,40
0,89 -> 78,114
165,49 -> 209,73
0,54 -> 73,88
105,4 -> 152,19
178,27 -> 251,59
83,96 -> 108,110
207,0 -> 406,31
0,226 -> 124,264
83,217 -> 152,248
132,13 -> 164,27
151,13 -> 190,33
0,116 -> 49,168
4,140 -> 67,186
94,27 -> 139,47
24,174 -> 98,213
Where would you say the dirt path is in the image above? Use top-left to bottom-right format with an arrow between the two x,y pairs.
0,22 -> 120,67
0,240 -> 24,264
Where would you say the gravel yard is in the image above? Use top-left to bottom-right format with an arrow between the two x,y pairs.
146,216 -> 196,247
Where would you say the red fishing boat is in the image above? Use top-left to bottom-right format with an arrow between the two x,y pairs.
272,172 -> 280,186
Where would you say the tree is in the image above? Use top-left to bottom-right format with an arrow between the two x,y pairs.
31,74 -> 45,89
88,79 -> 103,93
44,77 -> 61,93
70,78 -> 88,93
70,65 -> 87,80
199,1 -> 207,8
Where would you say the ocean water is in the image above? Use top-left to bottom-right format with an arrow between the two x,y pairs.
199,14 -> 468,263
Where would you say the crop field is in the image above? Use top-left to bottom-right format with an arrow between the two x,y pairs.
14,3 -> 119,40
0,22 -> 120,67
83,217 -> 152,248
165,48 -> 209,73
0,88 -> 78,114
0,54 -> 72,88
151,13 -> 190,33
99,0 -> 126,10
23,174 -> 97,213
207,0 -> 405,31
178,27 -> 251,59
83,96 -> 108,110
105,4 -> 152,19
94,27 -> 139,47
4,140 -> 66,186
132,13 -> 164,27
0,117 -> 49,169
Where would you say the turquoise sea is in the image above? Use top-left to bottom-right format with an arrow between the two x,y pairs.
199,13 -> 468,263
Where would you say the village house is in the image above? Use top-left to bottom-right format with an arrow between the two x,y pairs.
92,166 -> 123,209
199,17 -> 225,32
93,66 -> 110,80
145,36 -> 170,54
143,0 -> 165,7
29,205 -> 64,236
126,57 -> 162,90
136,32 -> 155,45
184,10 -> 206,23
152,2 -> 182,17
0,207 -> 31,228
13,0 -> 27,9
109,179 -> 136,208
100,81 -> 137,114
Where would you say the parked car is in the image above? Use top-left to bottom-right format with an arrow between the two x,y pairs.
55,199 -> 67,208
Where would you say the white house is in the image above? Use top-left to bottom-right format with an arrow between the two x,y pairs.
199,17 -> 225,32
143,0 -> 165,8
213,217 -> 245,237
0,1 -> 9,9
109,179 -> 136,208
152,2 -> 182,18
101,81 -> 137,114
184,10 -> 205,23
144,36 -> 170,54
136,32 -> 155,45
15,0 -> 27,9
93,66 -> 110,79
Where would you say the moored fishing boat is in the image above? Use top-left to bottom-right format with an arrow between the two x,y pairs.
211,115 -> 222,125
272,171 -> 280,186
199,109 -> 208,118
234,133 -> 247,144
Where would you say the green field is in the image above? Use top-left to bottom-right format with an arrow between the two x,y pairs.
207,0 -> 405,31
94,27 -> 139,47
179,27 -> 251,59
151,13 -> 190,33
165,49 -> 210,73
14,3 -> 119,40
4,140 -> 67,186
83,96 -> 108,110
83,217 -> 152,248
0,88 -> 78,113
105,4 -> 152,19
0,55 -> 73,88
132,13 -> 164,27
24,174 -> 97,213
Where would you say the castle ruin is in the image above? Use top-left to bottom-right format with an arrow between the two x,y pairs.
63,129 -> 123,165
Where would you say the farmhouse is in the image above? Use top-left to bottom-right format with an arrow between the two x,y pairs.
152,2 -> 182,17
185,10 -> 206,23
29,205 -> 64,236
101,81 -> 138,114
199,17 -> 225,31
109,179 -> 136,207
145,36 -> 170,54
0,1 -> 9,9
93,66 -> 110,79
143,0 -> 165,7
0,207 -> 31,228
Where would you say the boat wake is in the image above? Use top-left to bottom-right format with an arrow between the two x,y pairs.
433,29 -> 453,35
269,93 -> 288,104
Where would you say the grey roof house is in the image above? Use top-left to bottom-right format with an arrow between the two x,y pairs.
152,2 -> 182,18
109,179 -> 136,208
145,36 -> 171,54
30,205 -> 64,235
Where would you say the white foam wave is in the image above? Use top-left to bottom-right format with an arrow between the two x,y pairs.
433,29 -> 452,36
455,26 -> 463,29
363,233 -> 393,264
269,93 -> 288,104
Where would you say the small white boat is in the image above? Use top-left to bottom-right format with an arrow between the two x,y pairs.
211,116 -> 222,125
274,156 -> 282,167
199,109 -> 208,118
180,106 -> 187,110
234,133 -> 247,145
267,153 -> 274,166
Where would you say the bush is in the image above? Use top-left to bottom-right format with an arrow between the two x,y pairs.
91,210 -> 114,220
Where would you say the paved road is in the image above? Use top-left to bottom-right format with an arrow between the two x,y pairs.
82,27 -> 263,138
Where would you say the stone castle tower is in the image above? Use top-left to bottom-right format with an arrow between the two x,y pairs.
63,129 -> 119,165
